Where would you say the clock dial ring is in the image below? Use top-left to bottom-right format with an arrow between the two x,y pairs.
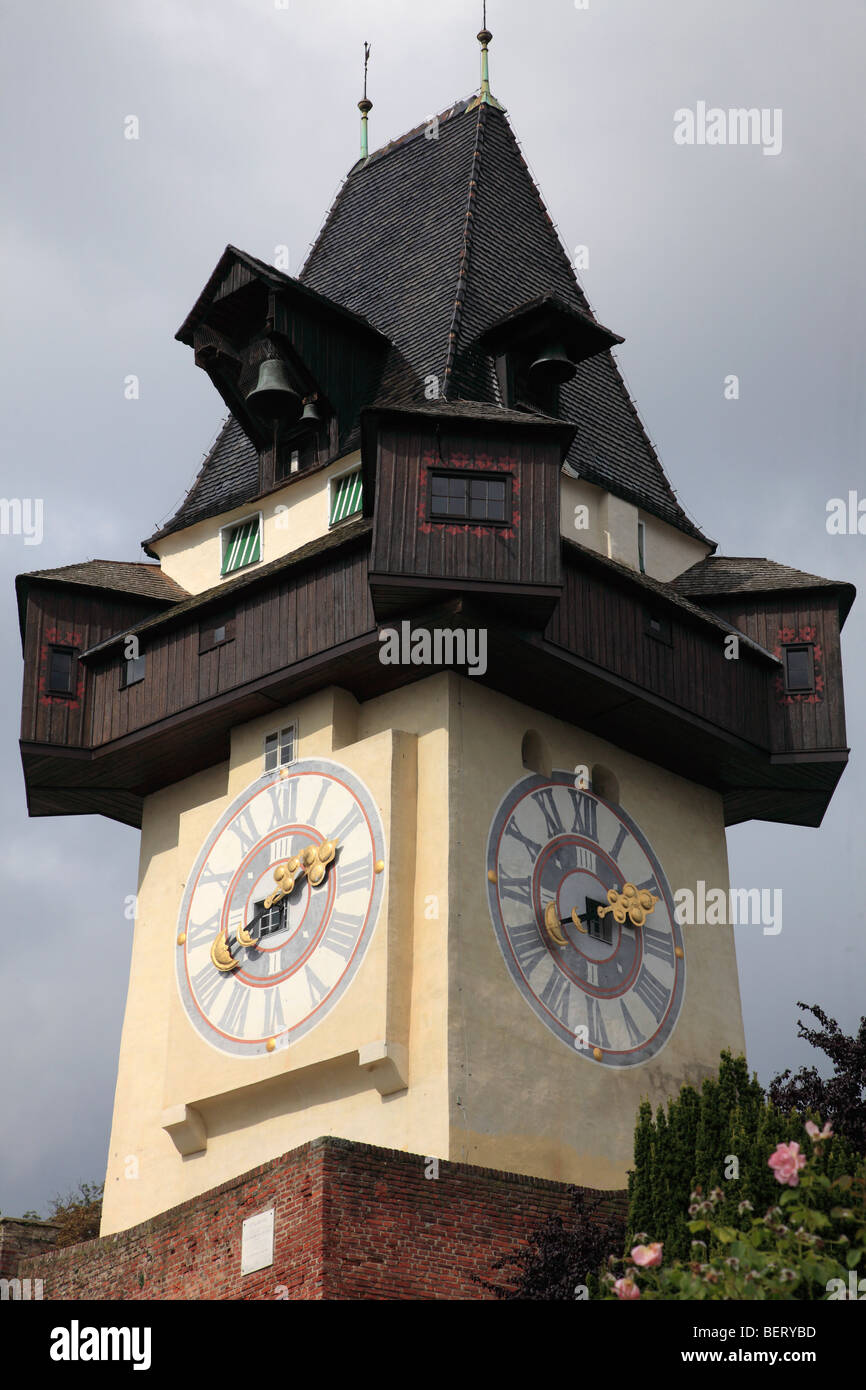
486,771 -> 685,1068
176,759 -> 386,1057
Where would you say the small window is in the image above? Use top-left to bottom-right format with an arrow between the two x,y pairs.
221,515 -> 261,576
255,897 -> 286,942
48,646 -> 76,695
584,896 -> 613,946
264,725 -> 295,772
290,450 -> 300,474
429,472 -> 509,523
329,469 -> 363,526
637,520 -> 646,575
200,610 -> 235,654
121,654 -> 146,688
645,611 -> 672,646
785,645 -> 814,693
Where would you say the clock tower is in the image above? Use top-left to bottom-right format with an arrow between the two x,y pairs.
16,30 -> 853,1240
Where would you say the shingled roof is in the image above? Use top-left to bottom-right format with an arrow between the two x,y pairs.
301,95 -> 710,543
670,556 -> 856,626
15,560 -> 188,643
152,88 -> 710,551
148,415 -> 259,547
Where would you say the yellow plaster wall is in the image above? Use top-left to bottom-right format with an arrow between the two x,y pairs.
560,474 -> 711,580
446,677 -> 745,1188
150,451 -> 361,596
101,670 -> 744,1233
100,678 -> 450,1235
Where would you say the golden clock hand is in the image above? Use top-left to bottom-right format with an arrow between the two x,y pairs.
597,884 -> 659,929
264,836 -> 340,908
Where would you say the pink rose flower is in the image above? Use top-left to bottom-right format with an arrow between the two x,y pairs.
631,1242 -> 663,1267
805,1120 -> 833,1142
614,1277 -> 641,1300
768,1141 -> 807,1186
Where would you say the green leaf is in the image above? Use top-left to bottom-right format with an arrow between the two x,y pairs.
687,1220 -> 708,1232
830,1207 -> 855,1221
714,1227 -> 738,1244
833,1175 -> 853,1190
846,1249 -> 863,1269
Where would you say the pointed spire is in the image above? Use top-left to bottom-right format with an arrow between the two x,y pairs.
468,3 -> 504,112
358,41 -> 372,159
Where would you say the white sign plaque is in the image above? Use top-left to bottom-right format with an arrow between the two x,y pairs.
241,1208 -> 275,1276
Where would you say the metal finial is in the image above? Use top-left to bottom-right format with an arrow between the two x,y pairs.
358,41 -> 372,159
468,2 -> 502,111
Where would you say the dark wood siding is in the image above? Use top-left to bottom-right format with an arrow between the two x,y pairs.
545,554 -> 772,750
20,589 -> 165,748
701,595 -> 847,755
371,425 -> 563,592
85,542 -> 376,746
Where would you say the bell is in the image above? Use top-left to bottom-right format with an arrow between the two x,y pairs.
300,398 -> 321,425
529,342 -> 577,386
246,358 -> 302,423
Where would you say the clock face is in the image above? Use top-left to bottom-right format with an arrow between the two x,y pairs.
486,771 -> 684,1068
176,758 -> 385,1057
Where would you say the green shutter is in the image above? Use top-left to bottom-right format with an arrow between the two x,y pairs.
330,470 -> 363,526
222,517 -> 261,575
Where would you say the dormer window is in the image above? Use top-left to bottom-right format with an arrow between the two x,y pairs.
221,514 -> 262,576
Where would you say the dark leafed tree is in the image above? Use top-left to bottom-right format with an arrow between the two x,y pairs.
769,1003 -> 866,1154
473,1188 -> 625,1300
45,1182 -> 104,1248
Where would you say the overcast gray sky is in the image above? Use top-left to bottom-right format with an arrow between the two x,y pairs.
1,0 -> 863,1221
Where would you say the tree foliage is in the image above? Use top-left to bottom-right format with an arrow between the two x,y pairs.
44,1181 -> 104,1248
473,1187 -> 625,1300
626,1051 -> 855,1264
768,1003 -> 866,1154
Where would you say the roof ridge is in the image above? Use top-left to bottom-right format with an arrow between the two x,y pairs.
300,97 -> 476,285
442,102 -> 488,398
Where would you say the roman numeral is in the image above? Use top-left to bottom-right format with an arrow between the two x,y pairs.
270,837 -> 293,863
305,964 -> 329,1007
552,842 -> 577,874
633,966 -> 669,1023
586,995 -> 610,1049
262,987 -> 286,1036
499,872 -> 532,906
609,823 -> 628,860
510,922 -> 547,975
186,909 -> 220,950
505,819 -> 541,860
540,970 -> 571,1025
619,999 -> 644,1047
532,789 -> 565,839
267,778 -> 298,829
228,805 -> 260,856
643,924 -> 674,967
199,864 -> 233,892
338,854 -> 373,892
322,911 -> 364,961
307,779 -> 331,829
329,801 -> 363,844
219,985 -> 252,1036
192,961 -> 231,1014
569,792 -> 598,840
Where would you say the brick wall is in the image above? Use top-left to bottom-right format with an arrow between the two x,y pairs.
0,1218 -> 60,1288
13,1138 -> 626,1300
